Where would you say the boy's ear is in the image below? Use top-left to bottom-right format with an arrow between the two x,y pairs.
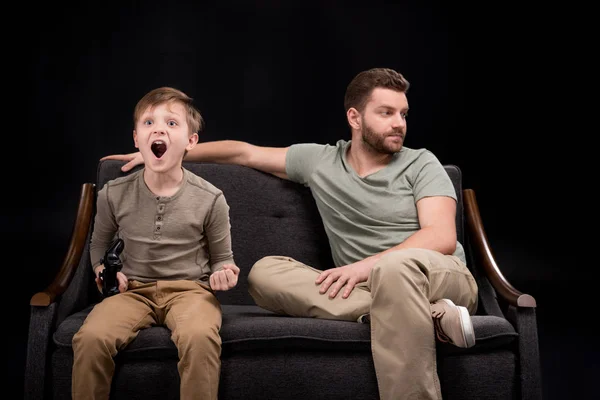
133,130 -> 139,149
186,132 -> 199,150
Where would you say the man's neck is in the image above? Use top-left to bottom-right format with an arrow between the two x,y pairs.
347,141 -> 394,178
143,167 -> 184,197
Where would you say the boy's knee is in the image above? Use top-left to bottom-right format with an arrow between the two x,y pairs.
176,325 -> 221,351
72,325 -> 106,352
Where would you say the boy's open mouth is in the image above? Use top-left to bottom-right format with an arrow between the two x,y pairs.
151,140 -> 167,158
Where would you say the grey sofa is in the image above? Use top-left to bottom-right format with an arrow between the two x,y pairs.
25,159 -> 542,399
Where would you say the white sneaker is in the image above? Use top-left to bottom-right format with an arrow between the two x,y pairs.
431,299 -> 475,348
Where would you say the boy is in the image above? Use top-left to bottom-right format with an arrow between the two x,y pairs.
72,87 -> 239,400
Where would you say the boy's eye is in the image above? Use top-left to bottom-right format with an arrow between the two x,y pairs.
168,120 -> 177,127
143,120 -> 153,126
401,113 -> 408,118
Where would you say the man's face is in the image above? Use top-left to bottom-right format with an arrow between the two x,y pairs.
133,101 -> 198,172
360,88 -> 409,154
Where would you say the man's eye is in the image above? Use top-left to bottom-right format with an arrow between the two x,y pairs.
401,113 -> 408,118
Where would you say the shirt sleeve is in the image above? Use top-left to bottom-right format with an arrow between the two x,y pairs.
285,143 -> 330,185
205,193 -> 235,274
89,184 -> 119,269
412,150 -> 457,202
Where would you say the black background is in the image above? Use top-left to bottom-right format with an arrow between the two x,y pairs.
7,1 -> 594,398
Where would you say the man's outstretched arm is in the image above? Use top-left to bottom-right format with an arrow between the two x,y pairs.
101,140 -> 290,179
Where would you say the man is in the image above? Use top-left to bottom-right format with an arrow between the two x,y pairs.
103,68 -> 478,400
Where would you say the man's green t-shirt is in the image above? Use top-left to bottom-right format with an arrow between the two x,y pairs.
285,139 -> 466,267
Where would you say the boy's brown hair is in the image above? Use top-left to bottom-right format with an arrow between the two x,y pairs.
134,87 -> 204,134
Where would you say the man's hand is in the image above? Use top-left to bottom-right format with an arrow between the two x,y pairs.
210,264 -> 240,291
315,260 -> 372,299
94,265 -> 128,294
100,152 -> 144,172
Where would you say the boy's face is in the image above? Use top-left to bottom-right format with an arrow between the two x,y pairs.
133,101 -> 198,173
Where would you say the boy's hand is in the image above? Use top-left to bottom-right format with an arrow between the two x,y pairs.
100,152 -> 144,172
94,265 -> 129,294
210,264 -> 240,291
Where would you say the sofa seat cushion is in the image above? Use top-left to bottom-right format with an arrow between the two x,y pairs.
53,304 -> 517,359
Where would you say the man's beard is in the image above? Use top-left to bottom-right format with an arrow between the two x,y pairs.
361,123 -> 404,155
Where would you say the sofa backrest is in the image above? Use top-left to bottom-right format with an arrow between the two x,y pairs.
95,160 -> 464,306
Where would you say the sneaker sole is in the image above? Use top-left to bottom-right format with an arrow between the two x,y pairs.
439,299 -> 476,348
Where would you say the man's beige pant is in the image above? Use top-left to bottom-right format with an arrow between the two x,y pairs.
72,280 -> 222,400
248,248 -> 478,400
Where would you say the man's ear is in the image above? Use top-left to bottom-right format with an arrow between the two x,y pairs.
133,130 -> 139,149
346,108 -> 361,130
186,132 -> 199,150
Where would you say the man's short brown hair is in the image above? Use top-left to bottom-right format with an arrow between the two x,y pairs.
344,68 -> 410,113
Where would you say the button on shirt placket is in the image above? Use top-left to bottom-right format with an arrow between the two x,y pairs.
154,197 -> 165,240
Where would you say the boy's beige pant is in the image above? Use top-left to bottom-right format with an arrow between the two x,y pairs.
248,248 -> 478,400
72,280 -> 222,400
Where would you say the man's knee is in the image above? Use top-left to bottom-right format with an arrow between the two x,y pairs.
248,256 -> 292,288
249,256 -> 275,287
375,248 -> 431,271
252,255 -> 287,270
371,249 -> 432,288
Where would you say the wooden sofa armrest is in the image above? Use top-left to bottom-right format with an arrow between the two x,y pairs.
30,183 -> 95,307
463,189 -> 536,308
